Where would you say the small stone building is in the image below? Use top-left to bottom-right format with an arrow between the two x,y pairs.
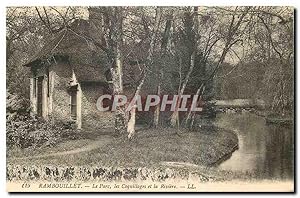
23,20 -> 117,130
24,10 -> 154,130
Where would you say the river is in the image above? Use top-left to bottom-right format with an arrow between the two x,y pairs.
215,112 -> 294,180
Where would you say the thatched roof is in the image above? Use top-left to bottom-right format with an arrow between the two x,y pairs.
23,19 -> 109,82
23,18 -> 150,85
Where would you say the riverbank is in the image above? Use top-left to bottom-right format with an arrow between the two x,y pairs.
7,127 -> 238,181
215,112 -> 294,181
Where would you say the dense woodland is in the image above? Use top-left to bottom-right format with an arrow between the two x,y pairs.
7,7 -> 294,141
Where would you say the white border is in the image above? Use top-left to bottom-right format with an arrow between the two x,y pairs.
0,0 -> 298,197
2,0 -> 298,6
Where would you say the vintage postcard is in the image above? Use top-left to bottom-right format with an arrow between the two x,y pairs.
6,6 -> 294,192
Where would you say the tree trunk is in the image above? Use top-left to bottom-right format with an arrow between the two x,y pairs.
127,7 -> 161,138
109,7 -> 126,136
111,47 -> 126,135
153,83 -> 161,127
170,49 -> 196,127
170,7 -> 199,128
127,73 -> 146,139
184,84 -> 204,128
153,13 -> 172,128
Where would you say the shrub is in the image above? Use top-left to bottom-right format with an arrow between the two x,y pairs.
6,91 -> 80,149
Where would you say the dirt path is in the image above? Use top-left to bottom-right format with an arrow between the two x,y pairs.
9,138 -> 112,161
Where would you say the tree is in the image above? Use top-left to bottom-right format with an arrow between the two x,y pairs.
250,7 -> 293,116
97,7 -> 128,135
127,7 -> 162,138
7,6 -> 294,137
169,7 -> 200,128
185,6 -> 251,127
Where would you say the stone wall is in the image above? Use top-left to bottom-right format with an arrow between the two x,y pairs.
30,62 -> 114,131
81,84 -> 114,131
51,63 -> 73,123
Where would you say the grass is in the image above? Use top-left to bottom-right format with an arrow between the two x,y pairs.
7,139 -> 92,159
7,126 -> 238,168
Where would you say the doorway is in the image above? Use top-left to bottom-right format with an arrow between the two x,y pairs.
37,76 -> 44,117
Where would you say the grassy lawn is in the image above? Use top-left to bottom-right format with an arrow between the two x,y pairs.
7,139 -> 93,158
7,127 -> 238,168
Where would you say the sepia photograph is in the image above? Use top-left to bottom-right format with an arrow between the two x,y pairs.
5,5 -> 294,192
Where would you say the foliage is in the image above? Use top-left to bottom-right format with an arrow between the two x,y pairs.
7,164 -> 211,182
6,7 -> 84,99
6,92 -> 80,149
6,6 -> 294,133
215,7 -> 294,116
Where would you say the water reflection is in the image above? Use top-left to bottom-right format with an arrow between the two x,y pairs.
215,113 -> 294,180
